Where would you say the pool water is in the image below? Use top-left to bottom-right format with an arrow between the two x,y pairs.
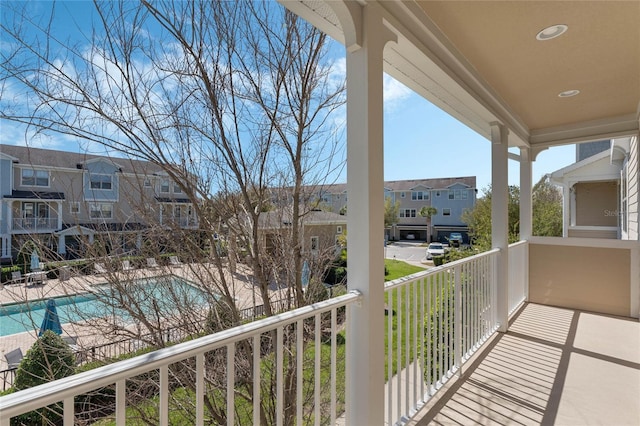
0,276 -> 212,337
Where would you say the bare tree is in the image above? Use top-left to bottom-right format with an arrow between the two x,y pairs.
1,0 -> 345,423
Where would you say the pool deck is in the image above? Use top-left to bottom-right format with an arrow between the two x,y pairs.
0,261 -> 281,375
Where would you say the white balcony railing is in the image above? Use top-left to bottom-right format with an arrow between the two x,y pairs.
0,250 -> 504,425
161,216 -> 198,228
508,240 -> 528,314
0,291 -> 362,425
11,217 -> 58,232
384,249 -> 499,425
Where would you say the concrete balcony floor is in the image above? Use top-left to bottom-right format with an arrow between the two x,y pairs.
412,303 -> 640,426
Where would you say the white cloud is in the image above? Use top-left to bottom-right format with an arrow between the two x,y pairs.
383,74 -> 412,111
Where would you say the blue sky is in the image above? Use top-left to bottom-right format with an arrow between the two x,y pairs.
0,1 -> 576,192
381,76 -> 576,191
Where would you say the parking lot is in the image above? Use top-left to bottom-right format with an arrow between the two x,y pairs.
384,241 -> 428,267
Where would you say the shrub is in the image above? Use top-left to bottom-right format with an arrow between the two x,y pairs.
13,330 -> 76,425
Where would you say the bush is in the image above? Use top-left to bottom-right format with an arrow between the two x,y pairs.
1,265 -> 20,283
13,330 -> 76,425
433,256 -> 445,266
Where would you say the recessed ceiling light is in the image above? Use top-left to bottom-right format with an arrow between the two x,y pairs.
536,24 -> 568,41
558,89 -> 580,98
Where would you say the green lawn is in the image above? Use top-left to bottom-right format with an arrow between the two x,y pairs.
384,258 -> 425,281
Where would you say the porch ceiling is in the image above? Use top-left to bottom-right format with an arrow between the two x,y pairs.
283,1 -> 640,149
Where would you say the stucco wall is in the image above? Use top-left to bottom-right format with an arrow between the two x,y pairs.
529,243 -> 630,317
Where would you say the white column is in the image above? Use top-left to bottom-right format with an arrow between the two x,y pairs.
519,148 -> 532,240
57,201 -> 63,230
491,122 -> 509,332
58,234 -> 66,256
560,184 -> 570,237
345,3 -> 393,424
519,147 -> 532,302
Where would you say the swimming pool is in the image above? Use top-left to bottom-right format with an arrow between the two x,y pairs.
0,276 -> 213,337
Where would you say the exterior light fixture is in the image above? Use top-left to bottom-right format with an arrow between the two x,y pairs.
558,89 -> 580,98
536,24 -> 568,41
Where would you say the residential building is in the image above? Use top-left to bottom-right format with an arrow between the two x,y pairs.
0,145 -> 198,262
551,137 -> 639,240
306,176 -> 476,243
1,2 -> 639,426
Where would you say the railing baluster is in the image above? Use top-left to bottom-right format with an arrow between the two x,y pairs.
115,379 -> 126,425
405,280 -> 410,415
396,286 -> 402,418
196,353 -> 204,426
227,343 -> 235,426
412,278 -> 418,407
63,396 -> 74,425
314,313 -> 321,426
438,271 -> 443,384
330,308 -> 337,426
387,286 -> 393,426
454,264 -> 462,376
160,365 -> 168,426
276,326 -> 283,426
296,320 -> 303,425
253,335 -> 261,426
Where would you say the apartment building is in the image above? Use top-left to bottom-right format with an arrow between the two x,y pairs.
307,176 -> 476,243
0,145 -> 198,262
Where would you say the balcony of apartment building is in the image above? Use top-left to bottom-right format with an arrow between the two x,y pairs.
1,1 -> 638,425
5,192 -> 64,234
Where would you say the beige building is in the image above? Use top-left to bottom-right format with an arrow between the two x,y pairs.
0,145 -> 198,261
303,176 -> 476,243
551,137 -> 639,240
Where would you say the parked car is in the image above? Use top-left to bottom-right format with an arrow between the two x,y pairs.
426,243 -> 445,260
405,233 -> 415,240
448,232 -> 463,247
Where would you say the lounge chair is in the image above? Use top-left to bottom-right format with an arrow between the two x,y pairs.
94,263 -> 107,274
4,348 -> 23,369
122,260 -> 134,271
62,336 -> 78,346
146,258 -> 159,269
8,271 -> 24,285
169,256 -> 181,266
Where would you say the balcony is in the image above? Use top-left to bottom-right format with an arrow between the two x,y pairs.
11,217 -> 59,233
160,216 -> 199,229
1,242 -> 636,425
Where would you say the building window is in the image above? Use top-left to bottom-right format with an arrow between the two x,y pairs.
21,169 -> 49,187
310,236 -> 319,251
462,190 -> 468,200
144,178 -> 152,187
448,191 -> 454,200
90,174 -> 112,190
436,191 -> 440,197
173,182 -> 183,193
336,225 -> 343,234
411,191 -> 424,201
90,203 -> 113,219
70,202 -> 80,214
401,208 -> 416,218
22,202 -> 34,218
443,208 -> 451,216
400,192 -> 405,198
160,179 -> 170,193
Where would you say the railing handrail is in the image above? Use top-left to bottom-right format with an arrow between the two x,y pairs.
0,290 -> 362,417
384,248 -> 500,291
508,240 -> 528,249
